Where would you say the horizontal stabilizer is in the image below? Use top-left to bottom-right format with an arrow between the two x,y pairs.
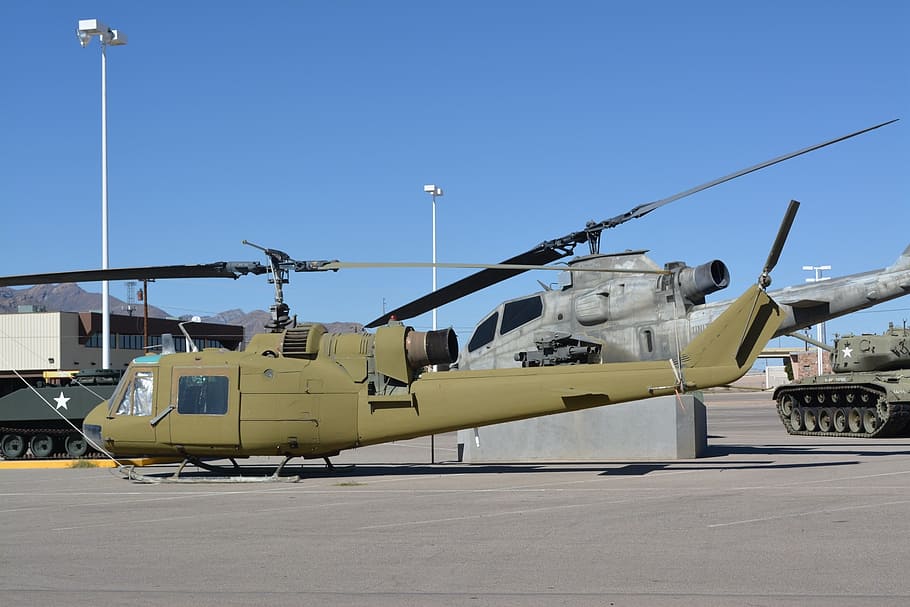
776,298 -> 828,308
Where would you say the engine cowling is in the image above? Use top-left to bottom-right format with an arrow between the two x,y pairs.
374,325 -> 458,383
677,259 -> 730,304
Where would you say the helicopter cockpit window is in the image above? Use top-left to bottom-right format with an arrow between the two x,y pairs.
113,371 -> 155,417
468,312 -> 499,352
177,375 -> 229,415
500,296 -> 543,335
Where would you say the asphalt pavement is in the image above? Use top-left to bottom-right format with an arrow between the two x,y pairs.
1,391 -> 908,606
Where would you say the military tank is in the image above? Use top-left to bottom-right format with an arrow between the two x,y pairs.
0,370 -> 119,459
773,324 -> 910,437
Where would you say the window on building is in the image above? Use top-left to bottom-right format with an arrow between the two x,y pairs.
118,334 -> 144,350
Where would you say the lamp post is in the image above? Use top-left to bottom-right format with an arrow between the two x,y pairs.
77,19 -> 127,370
423,184 -> 443,464
423,185 -> 444,332
803,264 -> 832,375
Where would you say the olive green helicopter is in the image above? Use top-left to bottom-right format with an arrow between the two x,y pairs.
0,201 -> 800,480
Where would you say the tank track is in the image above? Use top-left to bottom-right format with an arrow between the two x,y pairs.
0,425 -> 101,460
775,383 -> 910,438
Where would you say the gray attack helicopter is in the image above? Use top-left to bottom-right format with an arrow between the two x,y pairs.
368,120 -> 908,371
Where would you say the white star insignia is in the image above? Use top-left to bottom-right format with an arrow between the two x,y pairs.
54,391 -> 70,410
842,346 -> 853,359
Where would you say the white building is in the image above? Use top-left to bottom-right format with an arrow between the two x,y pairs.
0,310 -> 242,395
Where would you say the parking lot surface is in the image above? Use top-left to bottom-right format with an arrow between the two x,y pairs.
1,391 -> 908,606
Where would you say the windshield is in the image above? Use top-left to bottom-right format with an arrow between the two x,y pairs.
109,368 -> 156,417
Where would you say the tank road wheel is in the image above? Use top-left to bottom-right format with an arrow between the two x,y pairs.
789,408 -> 804,431
876,399 -> 891,423
779,395 -> 795,417
64,434 -> 89,458
833,409 -> 848,433
863,410 -> 879,434
29,434 -> 55,458
818,408 -> 834,433
1,434 -> 27,459
804,409 -> 818,432
848,408 -> 864,433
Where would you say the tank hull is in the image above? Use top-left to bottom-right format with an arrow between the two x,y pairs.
0,383 -> 116,459
773,374 -> 910,438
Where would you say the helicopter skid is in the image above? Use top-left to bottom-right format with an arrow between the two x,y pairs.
119,455 -> 301,484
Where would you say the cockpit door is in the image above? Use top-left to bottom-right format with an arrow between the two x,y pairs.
159,367 -> 240,449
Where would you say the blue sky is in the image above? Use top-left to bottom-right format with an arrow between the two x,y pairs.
1,2 -> 907,344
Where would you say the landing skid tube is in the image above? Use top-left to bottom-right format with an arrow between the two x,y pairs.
120,455 -> 301,484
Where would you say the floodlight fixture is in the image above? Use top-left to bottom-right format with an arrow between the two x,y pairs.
77,19 -> 128,48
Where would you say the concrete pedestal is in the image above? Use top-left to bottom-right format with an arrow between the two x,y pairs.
457,392 -> 706,462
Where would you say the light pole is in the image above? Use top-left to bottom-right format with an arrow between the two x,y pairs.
423,184 -> 444,332
423,184 -> 443,464
77,19 -> 128,370
803,264 -> 832,375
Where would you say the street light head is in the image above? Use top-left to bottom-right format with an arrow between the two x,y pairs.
77,19 -> 107,36
77,19 -> 126,47
423,184 -> 443,197
109,29 -> 128,46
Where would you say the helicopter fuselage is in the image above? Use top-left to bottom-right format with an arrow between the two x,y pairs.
84,284 -> 781,460
458,251 -> 730,369
458,245 -> 910,371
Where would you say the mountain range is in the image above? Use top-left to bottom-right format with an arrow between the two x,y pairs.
0,283 -> 363,343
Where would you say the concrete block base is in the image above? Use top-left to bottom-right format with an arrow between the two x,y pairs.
457,392 -> 706,462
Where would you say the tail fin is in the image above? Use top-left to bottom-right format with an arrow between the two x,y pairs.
888,244 -> 910,271
681,285 -> 782,387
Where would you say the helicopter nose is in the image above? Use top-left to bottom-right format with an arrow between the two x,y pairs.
83,422 -> 104,452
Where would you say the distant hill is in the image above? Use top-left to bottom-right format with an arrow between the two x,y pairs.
198,309 -> 363,343
0,284 -> 363,344
0,283 -> 170,318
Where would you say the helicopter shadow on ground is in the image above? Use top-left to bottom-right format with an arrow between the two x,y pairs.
128,456 -> 862,481
311,458 -> 860,478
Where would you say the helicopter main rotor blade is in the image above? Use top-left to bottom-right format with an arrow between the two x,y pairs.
0,262 -> 268,287
369,119 -> 896,327
365,247 -> 566,327
325,260 -> 670,274
760,199 -> 801,288
586,119 -> 896,233
0,256 -> 667,290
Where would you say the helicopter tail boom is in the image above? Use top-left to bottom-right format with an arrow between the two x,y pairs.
357,284 -> 782,446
